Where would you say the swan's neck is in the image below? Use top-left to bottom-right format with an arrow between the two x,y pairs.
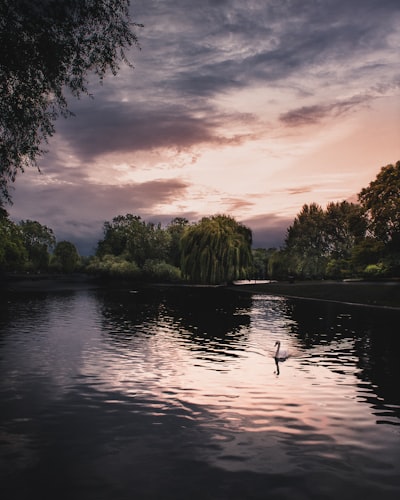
275,344 -> 280,357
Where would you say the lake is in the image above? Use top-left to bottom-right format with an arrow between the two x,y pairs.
1,285 -> 399,500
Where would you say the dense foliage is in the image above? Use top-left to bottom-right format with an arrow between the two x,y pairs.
87,214 -> 253,284
358,161 -> 400,244
1,161 -> 399,283
86,215 -> 188,282
0,211 -> 80,273
180,215 -> 253,284
270,161 -> 400,280
0,0 -> 140,202
283,201 -> 368,279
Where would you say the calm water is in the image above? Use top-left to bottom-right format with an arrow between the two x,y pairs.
0,286 -> 399,500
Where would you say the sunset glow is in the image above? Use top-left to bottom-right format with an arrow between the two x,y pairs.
8,0 -> 400,254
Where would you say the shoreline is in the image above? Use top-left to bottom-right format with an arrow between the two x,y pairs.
228,280 -> 400,309
2,274 -> 400,309
1,273 -> 100,293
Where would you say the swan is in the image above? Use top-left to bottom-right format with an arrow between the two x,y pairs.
274,341 -> 289,361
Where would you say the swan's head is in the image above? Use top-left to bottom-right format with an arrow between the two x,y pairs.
275,341 -> 280,346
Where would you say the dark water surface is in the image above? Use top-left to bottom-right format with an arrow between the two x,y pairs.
1,286 -> 399,500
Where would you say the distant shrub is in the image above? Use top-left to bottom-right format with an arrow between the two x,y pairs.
362,263 -> 386,278
325,258 -> 352,279
142,259 -> 182,282
86,254 -> 140,278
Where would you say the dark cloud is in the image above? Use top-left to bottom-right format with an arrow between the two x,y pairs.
279,95 -> 370,127
241,213 -> 292,249
132,0 -> 399,96
47,0 -> 398,162
57,100 -> 258,160
10,176 -> 190,254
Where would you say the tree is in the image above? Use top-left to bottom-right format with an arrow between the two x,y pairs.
19,219 -> 56,271
180,215 -> 253,284
0,0 -> 141,202
252,248 -> 280,280
97,214 -> 138,257
351,238 -> 385,270
252,248 -> 269,279
324,201 -> 367,259
284,201 -> 369,279
166,217 -> 189,267
97,214 -> 172,268
134,222 -> 171,266
285,203 -> 327,278
267,249 -> 290,280
0,214 -> 27,271
358,161 -> 400,244
52,240 -> 80,273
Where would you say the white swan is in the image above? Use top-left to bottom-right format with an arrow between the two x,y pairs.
274,341 -> 289,361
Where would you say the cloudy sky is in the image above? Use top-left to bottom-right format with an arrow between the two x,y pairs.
8,0 -> 400,254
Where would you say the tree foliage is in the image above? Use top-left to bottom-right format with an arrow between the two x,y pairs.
166,217 -> 190,267
280,161 -> 400,280
285,203 -> 328,278
0,213 -> 79,273
86,254 -> 140,279
284,201 -> 368,279
0,214 -> 27,271
2,160 -> 399,281
52,240 -> 80,273
93,214 -> 183,281
0,0 -> 141,202
97,214 -> 173,267
358,161 -> 400,244
252,248 -> 269,279
324,201 -> 367,259
19,219 -> 56,271
180,215 -> 253,284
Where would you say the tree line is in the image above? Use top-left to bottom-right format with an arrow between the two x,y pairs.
268,161 -> 400,280
1,161 -> 399,283
0,212 -> 81,274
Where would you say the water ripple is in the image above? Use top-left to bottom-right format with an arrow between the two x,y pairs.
1,288 -> 399,499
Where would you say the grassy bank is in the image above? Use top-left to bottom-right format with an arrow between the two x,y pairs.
230,280 -> 400,309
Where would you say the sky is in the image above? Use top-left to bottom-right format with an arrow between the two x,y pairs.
8,0 -> 400,255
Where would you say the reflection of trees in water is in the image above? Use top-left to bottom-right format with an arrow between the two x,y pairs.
96,286 -> 252,358
162,287 -> 252,358
283,300 -> 355,347
353,309 -> 400,406
96,287 -> 164,328
287,298 -> 400,406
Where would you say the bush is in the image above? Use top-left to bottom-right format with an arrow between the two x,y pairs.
362,263 -> 386,279
86,255 -> 141,279
142,259 -> 182,282
325,258 -> 352,279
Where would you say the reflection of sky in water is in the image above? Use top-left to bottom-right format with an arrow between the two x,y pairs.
66,290 -> 398,475
1,288 -> 399,487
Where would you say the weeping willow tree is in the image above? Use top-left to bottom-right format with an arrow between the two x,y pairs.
180,215 -> 253,284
